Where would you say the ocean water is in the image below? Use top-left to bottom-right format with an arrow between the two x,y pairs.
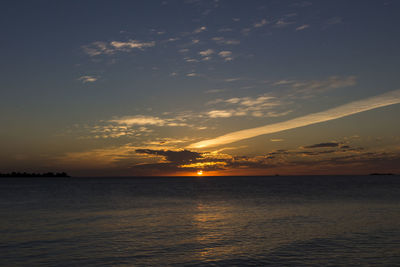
1,175 -> 400,266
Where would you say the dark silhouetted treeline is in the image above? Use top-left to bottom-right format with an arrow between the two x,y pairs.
0,172 -> 70,178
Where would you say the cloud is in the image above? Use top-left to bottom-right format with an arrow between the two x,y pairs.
254,19 -> 268,28
109,115 -> 186,127
83,39 -> 155,56
291,76 -> 356,92
205,88 -> 226,94
132,148 -> 234,173
273,80 -> 294,85
211,37 -> 240,45
218,51 -> 232,57
218,27 -> 233,32
78,75 -> 98,83
240,96 -> 276,106
86,125 -> 143,139
224,78 -> 241,82
186,72 -> 199,77
218,51 -> 233,61
296,24 -> 310,31
193,26 -> 207,34
264,143 -> 363,161
143,137 -> 196,146
82,42 -> 113,56
199,49 -> 214,56
326,17 -> 343,25
303,142 -> 339,149
110,40 -> 155,50
135,149 -> 202,164
207,110 -> 235,118
110,116 -> 165,126
185,58 -> 199,63
205,94 -> 288,119
166,37 -> 180,42
83,140 -> 399,175
241,28 -> 252,35
210,95 -> 281,108
58,144 -> 141,168
274,76 -> 357,98
188,89 -> 400,148
274,19 -> 295,28
85,111 -> 201,140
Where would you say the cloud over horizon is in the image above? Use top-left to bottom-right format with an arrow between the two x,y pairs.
189,89 -> 400,148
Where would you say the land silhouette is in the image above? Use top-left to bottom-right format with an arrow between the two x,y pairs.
0,172 -> 70,178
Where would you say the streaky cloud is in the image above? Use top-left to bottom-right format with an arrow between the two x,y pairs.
188,89 -> 400,149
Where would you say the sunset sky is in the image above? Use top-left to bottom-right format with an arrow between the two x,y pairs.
1,0 -> 400,176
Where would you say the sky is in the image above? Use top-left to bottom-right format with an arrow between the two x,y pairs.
1,0 -> 400,176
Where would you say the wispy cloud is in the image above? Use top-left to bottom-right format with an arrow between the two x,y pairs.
82,42 -> 113,56
186,72 -> 199,77
110,40 -> 155,50
273,79 -> 294,85
199,49 -> 214,56
296,24 -> 310,31
86,125 -> 149,139
110,115 -> 166,126
224,77 -> 242,82
166,37 -> 180,42
207,110 -> 235,118
83,39 -> 155,56
109,115 -> 187,127
218,27 -> 233,32
211,37 -> 240,45
303,142 -> 339,149
193,26 -> 207,34
185,58 -> 199,63
143,137 -> 196,146
188,89 -> 400,148
205,95 -> 288,118
135,149 -> 202,164
274,19 -> 295,28
205,88 -> 226,94
254,19 -> 268,28
290,76 -> 356,96
218,51 -> 233,61
218,51 -> 232,57
78,75 -> 98,83
273,76 -> 357,98
326,17 -> 343,26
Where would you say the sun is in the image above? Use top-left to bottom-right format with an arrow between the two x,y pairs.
197,170 -> 203,176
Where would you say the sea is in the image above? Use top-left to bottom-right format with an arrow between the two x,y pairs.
1,175 -> 399,266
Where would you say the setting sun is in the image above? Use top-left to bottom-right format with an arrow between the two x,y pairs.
197,170 -> 203,176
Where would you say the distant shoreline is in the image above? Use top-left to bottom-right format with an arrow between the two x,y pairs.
2,175 -> 398,179
1,173 -> 398,179
0,172 -> 70,178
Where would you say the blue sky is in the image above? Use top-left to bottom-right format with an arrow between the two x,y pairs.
1,0 -> 400,176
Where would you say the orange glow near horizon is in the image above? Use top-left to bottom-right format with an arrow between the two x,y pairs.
197,170 -> 203,176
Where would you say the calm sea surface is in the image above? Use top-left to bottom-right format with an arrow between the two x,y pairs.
1,176 -> 400,266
